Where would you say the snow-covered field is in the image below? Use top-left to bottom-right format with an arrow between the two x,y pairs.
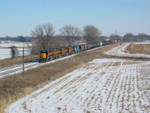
0,48 -> 30,59
5,58 -> 150,113
0,41 -> 31,59
134,41 -> 150,44
0,48 -> 11,60
105,43 -> 150,58
0,41 -> 31,48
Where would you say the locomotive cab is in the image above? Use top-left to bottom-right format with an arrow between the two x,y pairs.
39,50 -> 49,62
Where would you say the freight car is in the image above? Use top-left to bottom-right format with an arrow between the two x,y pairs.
101,41 -> 111,46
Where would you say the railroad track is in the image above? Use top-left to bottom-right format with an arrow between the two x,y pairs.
0,53 -> 78,79
0,61 -> 40,79
0,54 -> 75,79
0,45 -> 106,79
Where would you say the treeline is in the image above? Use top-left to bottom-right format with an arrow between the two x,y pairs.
1,23 -> 150,55
108,33 -> 150,42
31,23 -> 150,54
31,23 -> 101,54
0,36 -> 31,42
1,32 -> 149,43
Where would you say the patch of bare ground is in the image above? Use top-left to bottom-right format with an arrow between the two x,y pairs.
104,43 -> 150,60
124,43 -> 133,53
125,43 -> 150,54
0,55 -> 38,68
107,53 -> 150,61
0,43 -> 121,113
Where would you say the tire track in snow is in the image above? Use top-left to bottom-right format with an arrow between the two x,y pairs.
115,64 -> 127,110
109,62 -> 124,110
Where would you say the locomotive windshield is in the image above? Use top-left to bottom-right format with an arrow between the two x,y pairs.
40,50 -> 49,53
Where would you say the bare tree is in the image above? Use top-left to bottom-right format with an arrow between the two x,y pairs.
110,34 -> 121,43
138,33 -> 146,41
31,23 -> 55,54
10,46 -> 18,59
52,35 -> 68,48
83,25 -> 101,44
60,25 -> 82,45
123,33 -> 135,42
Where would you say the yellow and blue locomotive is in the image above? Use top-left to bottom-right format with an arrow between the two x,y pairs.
39,43 -> 103,62
39,46 -> 75,62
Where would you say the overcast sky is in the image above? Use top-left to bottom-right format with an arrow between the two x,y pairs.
0,0 -> 150,37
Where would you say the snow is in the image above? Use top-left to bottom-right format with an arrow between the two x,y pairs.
0,48 -> 11,59
0,41 -> 31,48
0,46 -> 103,79
2,43 -> 150,112
0,41 -> 31,59
0,54 -> 76,79
105,43 -> 150,58
134,41 -> 150,44
0,48 -> 30,60
5,58 -> 150,113
0,62 -> 39,79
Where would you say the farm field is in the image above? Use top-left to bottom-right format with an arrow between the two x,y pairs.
127,42 -> 150,54
0,41 -> 31,60
0,41 -> 31,48
1,42 -> 150,113
0,48 -> 31,60
105,42 -> 150,58
5,58 -> 150,113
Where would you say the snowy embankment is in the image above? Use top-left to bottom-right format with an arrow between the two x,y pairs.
5,59 -> 150,113
0,54 -> 76,79
105,43 -> 150,58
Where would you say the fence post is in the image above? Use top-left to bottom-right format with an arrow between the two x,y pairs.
22,46 -> 25,76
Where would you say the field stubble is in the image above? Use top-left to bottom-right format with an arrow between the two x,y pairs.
5,59 -> 150,113
127,43 -> 150,54
0,43 -> 120,113
2,43 -> 150,113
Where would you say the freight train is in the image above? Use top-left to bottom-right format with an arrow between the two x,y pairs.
39,41 -> 110,62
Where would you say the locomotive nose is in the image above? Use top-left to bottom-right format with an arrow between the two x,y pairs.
40,53 -> 46,58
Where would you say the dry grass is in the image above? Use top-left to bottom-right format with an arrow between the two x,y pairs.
0,43 -> 121,113
126,43 -> 150,54
0,55 -> 38,68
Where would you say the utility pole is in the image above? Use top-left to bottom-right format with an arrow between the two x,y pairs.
22,46 -> 25,76
115,29 -> 117,35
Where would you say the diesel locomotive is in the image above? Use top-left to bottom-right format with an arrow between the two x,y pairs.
39,43 -> 102,62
